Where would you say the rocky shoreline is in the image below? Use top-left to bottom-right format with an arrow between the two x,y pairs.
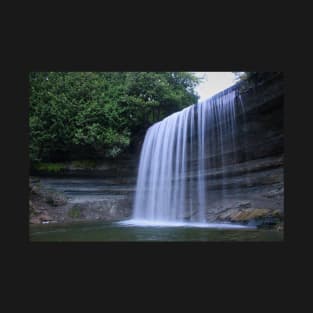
29,177 -> 132,225
208,203 -> 284,230
29,176 -> 283,231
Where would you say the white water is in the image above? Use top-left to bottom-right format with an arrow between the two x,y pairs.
130,86 -> 246,227
118,219 -> 251,229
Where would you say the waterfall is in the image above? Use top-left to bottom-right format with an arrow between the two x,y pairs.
131,85 -> 244,225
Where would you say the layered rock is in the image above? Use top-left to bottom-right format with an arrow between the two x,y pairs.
29,177 -> 134,224
29,155 -> 137,224
185,73 -> 284,227
29,177 -> 67,224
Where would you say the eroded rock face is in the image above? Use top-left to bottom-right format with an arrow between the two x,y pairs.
183,74 -> 284,228
29,175 -> 135,224
29,155 -> 138,224
215,207 -> 283,226
29,178 -> 66,224
65,198 -> 133,222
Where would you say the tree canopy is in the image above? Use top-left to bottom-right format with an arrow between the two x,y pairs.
29,72 -> 200,162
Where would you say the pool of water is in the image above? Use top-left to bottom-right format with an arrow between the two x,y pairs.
29,220 -> 283,242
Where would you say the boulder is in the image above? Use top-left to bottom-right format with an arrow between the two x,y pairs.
39,212 -> 53,222
215,207 -> 283,227
30,216 -> 41,224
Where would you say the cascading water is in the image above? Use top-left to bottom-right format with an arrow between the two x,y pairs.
123,85 -> 248,227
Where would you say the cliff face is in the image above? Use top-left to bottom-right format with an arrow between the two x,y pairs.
185,73 -> 284,227
30,158 -> 138,224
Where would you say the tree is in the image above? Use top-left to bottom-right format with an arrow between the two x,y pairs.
29,72 -> 200,163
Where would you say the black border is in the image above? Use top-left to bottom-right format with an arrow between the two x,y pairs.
5,37 -> 303,291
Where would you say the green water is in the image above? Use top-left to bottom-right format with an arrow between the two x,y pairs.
29,221 -> 283,242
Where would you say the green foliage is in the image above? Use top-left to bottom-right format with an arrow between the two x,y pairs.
68,206 -> 81,218
34,162 -> 66,173
71,160 -> 97,168
29,72 -> 200,163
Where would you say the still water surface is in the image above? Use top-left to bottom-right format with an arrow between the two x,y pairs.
29,220 -> 283,242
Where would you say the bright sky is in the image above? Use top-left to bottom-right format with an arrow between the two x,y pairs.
193,72 -> 238,102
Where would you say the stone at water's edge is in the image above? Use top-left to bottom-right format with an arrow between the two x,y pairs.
29,177 -> 134,224
216,207 -> 283,225
65,198 -> 133,222
29,155 -> 138,224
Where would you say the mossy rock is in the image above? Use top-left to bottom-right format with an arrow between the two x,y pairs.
68,206 -> 82,218
230,208 -> 271,221
34,162 -> 66,173
71,160 -> 97,169
218,208 -> 283,224
40,188 -> 67,206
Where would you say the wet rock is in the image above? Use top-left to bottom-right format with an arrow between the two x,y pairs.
39,212 -> 53,222
236,201 -> 251,209
30,177 -> 40,184
183,210 -> 198,220
29,177 -> 69,224
276,222 -> 284,231
44,190 -> 68,206
63,197 -> 133,222
214,207 -> 283,228
263,186 -> 284,198
30,216 -> 41,224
